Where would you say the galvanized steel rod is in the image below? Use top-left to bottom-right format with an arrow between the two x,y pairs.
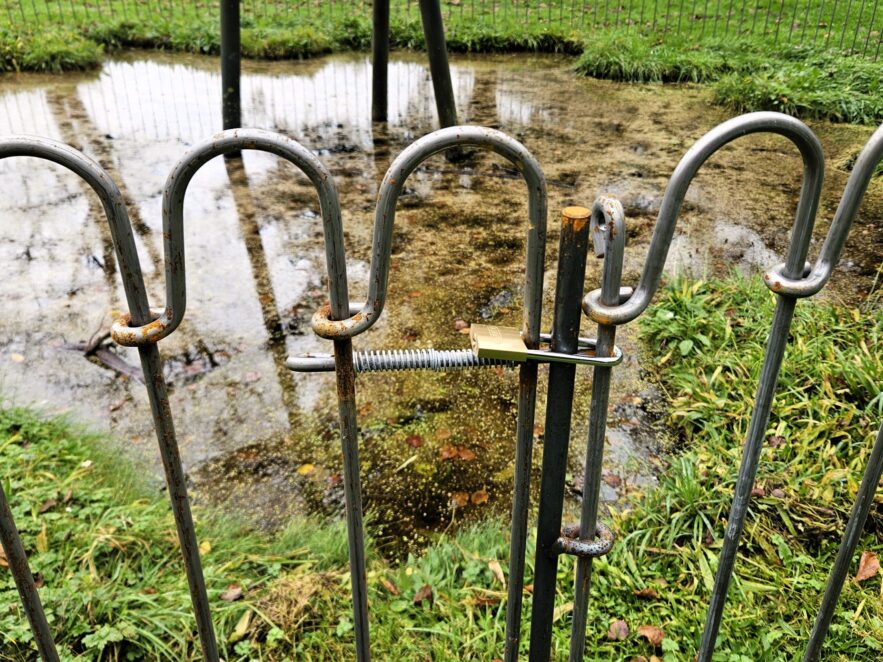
111,129 -> 356,658
528,206 -> 593,662
0,136 -> 220,661
568,197 -> 626,662
0,485 -> 59,662
803,420 -> 883,661
372,0 -> 390,122
696,295 -> 798,661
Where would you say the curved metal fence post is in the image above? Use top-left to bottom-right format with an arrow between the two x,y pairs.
0,135 -> 189,661
582,112 -> 825,660
800,122 -> 883,662
111,129 -> 350,661
568,197 -> 626,661
308,126 -> 548,662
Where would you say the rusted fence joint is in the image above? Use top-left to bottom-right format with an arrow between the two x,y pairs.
554,522 -> 614,558
111,308 -> 172,346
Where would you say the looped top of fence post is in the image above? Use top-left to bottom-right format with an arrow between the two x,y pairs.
111,128 -> 348,346
310,125 -> 548,346
763,121 -> 883,298
0,136 -> 153,328
583,112 -> 825,326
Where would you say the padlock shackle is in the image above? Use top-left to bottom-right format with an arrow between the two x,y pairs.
311,125 -> 548,346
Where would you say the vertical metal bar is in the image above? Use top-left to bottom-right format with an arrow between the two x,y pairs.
136,345 -> 221,662
773,0 -> 785,43
850,0 -> 866,50
725,0 -> 733,34
418,0 -> 459,129
801,0 -> 813,44
372,0 -> 390,122
864,1 -> 879,55
840,0 -> 855,48
568,198 -> 625,662
750,0 -> 760,35
787,0 -> 800,42
713,0 -> 721,36
333,338 -> 371,662
826,0 -> 840,47
528,207 -> 593,662
220,0 -> 242,134
0,486 -> 60,662
814,0 -> 827,45
803,421 -> 883,661
736,0 -> 747,34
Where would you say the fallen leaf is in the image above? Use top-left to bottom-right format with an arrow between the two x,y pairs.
413,584 -> 433,605
380,578 -> 399,596
457,447 -> 477,461
297,463 -> 315,475
33,572 -> 44,588
633,587 -> 659,600
474,594 -> 501,607
62,489 -> 73,504
637,625 -> 664,647
607,619 -> 629,641
771,488 -> 786,499
471,489 -> 489,505
488,560 -> 506,588
199,540 -> 212,555
143,587 -> 157,594
768,435 -> 786,448
440,445 -> 459,460
602,472 -> 622,488
9,353 -> 24,363
458,327 -> 472,335
408,290 -> 423,298
751,486 -> 765,497
552,602 -> 573,622
227,609 -> 252,643
435,428 -> 452,440
406,434 -> 423,448
856,550 -> 880,582
523,584 -> 533,594
220,585 -> 243,602
450,492 -> 469,508
38,499 -> 57,514
453,319 -> 469,331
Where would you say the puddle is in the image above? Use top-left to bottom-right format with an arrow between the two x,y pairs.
0,50 -> 880,553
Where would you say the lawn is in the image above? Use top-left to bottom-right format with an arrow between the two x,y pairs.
2,275 -> 882,660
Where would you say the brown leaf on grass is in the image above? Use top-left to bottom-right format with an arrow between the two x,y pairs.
768,435 -> 786,448
471,490 -> 489,505
380,578 -> 400,596
473,594 -> 501,607
523,583 -> 533,594
607,619 -> 629,641
451,492 -> 469,508
62,489 -> 73,504
751,486 -> 765,497
435,428 -> 452,440
413,584 -> 433,605
440,445 -> 459,460
220,585 -> 243,602
636,625 -> 664,647
406,434 -> 423,448
33,572 -> 44,588
856,550 -> 880,582
457,447 -> 477,461
143,587 -> 157,595
488,560 -> 506,588
39,499 -> 57,514
602,472 -> 622,488
633,587 -> 660,600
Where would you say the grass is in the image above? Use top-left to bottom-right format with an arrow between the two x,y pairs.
1,1 -> 882,124
3,274 -> 883,659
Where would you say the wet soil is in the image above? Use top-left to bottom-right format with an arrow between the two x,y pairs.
0,50 -> 880,554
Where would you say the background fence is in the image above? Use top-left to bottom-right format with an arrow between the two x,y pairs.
1,1 -> 882,60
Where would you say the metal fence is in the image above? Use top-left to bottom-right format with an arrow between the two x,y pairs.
2,1 -> 882,59
1,111 -> 882,661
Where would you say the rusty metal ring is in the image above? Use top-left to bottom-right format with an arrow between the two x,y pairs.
554,521 -> 615,558
111,308 -> 172,347
762,261 -> 819,298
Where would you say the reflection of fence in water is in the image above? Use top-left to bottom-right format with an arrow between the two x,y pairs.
0,56 -> 550,145
2,1 -> 881,60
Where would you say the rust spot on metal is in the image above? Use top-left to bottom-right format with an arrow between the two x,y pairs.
562,206 -> 591,232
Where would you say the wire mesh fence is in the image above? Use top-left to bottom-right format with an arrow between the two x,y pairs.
1,1 -> 881,59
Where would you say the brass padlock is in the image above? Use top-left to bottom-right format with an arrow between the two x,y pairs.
469,324 -> 623,367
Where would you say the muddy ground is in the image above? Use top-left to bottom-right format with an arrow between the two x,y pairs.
0,50 -> 879,553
